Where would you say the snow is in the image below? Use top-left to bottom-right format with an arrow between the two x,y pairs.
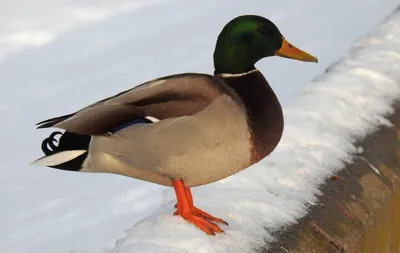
1,1 -> 400,253
0,0 -> 169,60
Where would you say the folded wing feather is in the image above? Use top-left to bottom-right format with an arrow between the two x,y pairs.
36,73 -> 225,135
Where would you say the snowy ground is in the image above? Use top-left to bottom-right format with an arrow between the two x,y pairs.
0,0 -> 169,61
1,1 -> 399,253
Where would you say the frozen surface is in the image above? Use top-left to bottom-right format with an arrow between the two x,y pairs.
0,1 -> 399,253
0,0 -> 168,60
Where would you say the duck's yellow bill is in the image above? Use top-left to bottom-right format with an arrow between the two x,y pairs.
275,37 -> 318,63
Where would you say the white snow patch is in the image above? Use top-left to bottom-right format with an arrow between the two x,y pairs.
359,157 -> 381,175
0,30 -> 55,46
0,0 -> 171,60
111,9 -> 400,253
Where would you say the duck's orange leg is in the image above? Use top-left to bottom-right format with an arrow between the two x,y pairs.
173,185 -> 228,225
172,179 -> 226,235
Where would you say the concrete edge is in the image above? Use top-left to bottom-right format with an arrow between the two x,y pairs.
261,102 -> 400,253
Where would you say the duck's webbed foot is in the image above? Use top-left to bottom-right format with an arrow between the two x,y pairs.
172,180 -> 228,235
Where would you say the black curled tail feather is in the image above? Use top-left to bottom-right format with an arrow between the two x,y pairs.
41,131 -> 63,155
40,131 -> 91,171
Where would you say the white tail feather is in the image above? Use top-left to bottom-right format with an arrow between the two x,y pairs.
144,116 -> 160,122
31,150 -> 87,167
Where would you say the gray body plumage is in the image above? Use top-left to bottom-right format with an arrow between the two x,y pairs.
35,74 -> 254,187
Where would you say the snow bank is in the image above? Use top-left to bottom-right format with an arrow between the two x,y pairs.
111,8 -> 400,253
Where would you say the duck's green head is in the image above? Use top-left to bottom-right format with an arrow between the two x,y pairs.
213,15 -> 318,74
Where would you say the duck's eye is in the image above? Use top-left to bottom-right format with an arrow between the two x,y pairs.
259,28 -> 270,35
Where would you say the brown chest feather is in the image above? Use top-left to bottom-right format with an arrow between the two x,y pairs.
222,71 -> 284,163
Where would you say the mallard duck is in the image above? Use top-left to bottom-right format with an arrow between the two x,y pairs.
32,15 -> 317,235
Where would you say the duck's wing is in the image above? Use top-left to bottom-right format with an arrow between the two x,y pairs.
36,73 -> 228,135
